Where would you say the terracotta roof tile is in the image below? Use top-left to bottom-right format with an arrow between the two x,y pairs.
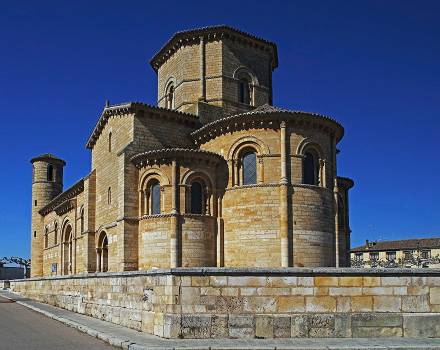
351,237 -> 440,252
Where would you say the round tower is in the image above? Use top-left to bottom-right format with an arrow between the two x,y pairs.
30,154 -> 65,277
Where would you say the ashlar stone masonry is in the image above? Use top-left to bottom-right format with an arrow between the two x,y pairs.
9,268 -> 440,339
30,25 -> 354,278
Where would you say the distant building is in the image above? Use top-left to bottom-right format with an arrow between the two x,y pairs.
0,265 -> 27,280
350,238 -> 440,268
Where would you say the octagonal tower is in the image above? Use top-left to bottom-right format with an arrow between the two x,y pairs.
150,26 -> 278,122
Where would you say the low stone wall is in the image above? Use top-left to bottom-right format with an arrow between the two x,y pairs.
8,268 -> 440,339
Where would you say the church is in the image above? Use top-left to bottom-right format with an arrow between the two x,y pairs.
30,25 -> 354,277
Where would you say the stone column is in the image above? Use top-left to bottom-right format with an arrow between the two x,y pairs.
229,160 -> 235,186
96,248 -> 102,272
73,233 -> 77,275
279,121 -> 290,267
59,239 -> 63,275
332,135 -> 339,267
199,36 -> 206,101
216,194 -> 224,267
170,160 -> 180,268
334,186 -> 340,268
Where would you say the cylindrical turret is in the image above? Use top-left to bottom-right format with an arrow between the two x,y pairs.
30,154 -> 65,277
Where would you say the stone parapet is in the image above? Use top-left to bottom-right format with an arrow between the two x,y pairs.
9,268 -> 440,339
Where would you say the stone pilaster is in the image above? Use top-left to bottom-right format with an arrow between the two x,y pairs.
279,121 -> 289,267
170,160 -> 179,267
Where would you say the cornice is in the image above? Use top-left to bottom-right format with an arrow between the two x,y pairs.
191,104 -> 344,145
31,153 -> 66,165
337,176 -> 355,189
150,25 -> 278,73
39,179 -> 84,216
226,183 -> 281,191
86,102 -> 200,150
131,148 -> 226,169
54,198 -> 76,216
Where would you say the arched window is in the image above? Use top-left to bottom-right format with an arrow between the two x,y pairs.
303,151 -> 319,185
149,180 -> 161,215
44,227 -> 49,248
47,165 -> 54,181
107,187 -> 112,205
235,69 -> 255,106
80,208 -> 84,233
239,78 -> 251,105
63,224 -> 73,275
54,222 -> 58,245
97,231 -> 108,273
165,83 -> 175,109
190,181 -> 205,214
242,151 -> 257,185
108,132 -> 112,152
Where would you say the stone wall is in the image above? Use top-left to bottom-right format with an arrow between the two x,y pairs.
8,268 -> 440,339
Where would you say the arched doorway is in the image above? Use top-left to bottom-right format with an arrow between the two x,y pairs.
96,231 -> 108,272
62,224 -> 73,275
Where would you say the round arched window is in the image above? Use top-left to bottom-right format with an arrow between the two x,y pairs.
242,151 -> 257,185
303,151 -> 319,185
165,83 -> 175,109
149,180 -> 161,215
190,181 -> 205,214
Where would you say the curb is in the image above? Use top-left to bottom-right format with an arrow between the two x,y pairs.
2,291 -> 440,350
0,291 -> 138,349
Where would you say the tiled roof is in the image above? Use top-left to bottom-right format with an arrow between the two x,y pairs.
351,238 -> 440,252
337,176 -> 355,189
150,25 -> 278,72
39,178 -> 85,216
236,104 -> 339,122
85,102 -> 200,149
131,148 -> 225,168
30,153 -> 66,165
191,104 -> 344,143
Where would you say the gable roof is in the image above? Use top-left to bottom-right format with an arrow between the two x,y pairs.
150,25 -> 278,72
351,237 -> 440,252
85,102 -> 200,150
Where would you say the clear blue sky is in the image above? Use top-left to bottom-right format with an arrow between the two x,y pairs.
1,1 -> 439,259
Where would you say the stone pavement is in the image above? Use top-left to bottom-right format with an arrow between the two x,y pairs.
1,290 -> 440,350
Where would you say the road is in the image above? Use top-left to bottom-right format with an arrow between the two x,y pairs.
0,295 -> 114,350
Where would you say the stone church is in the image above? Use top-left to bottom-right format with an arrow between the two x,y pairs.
30,26 -> 354,277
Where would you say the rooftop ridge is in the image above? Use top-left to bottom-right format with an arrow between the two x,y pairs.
191,104 -> 344,144
150,25 -> 278,72
351,237 -> 440,252
30,153 -> 66,165
85,102 -> 200,150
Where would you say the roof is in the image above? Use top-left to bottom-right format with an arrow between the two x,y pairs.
30,153 -> 66,165
39,178 -> 85,216
131,148 -> 226,168
351,238 -> 440,253
86,102 -> 200,149
191,104 -> 344,144
150,25 -> 278,72
337,176 -> 355,189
